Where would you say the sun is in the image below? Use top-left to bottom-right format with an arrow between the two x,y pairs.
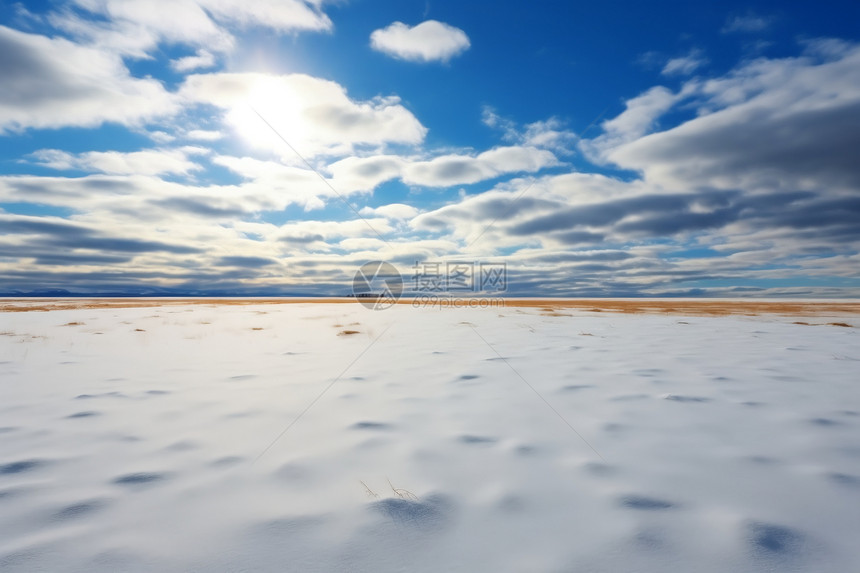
226,77 -> 309,155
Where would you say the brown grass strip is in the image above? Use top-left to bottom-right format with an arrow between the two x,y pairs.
1,297 -> 859,317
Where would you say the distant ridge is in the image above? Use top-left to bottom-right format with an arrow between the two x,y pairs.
0,288 -> 329,298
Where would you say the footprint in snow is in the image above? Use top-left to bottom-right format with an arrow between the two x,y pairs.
372,494 -> 454,531
112,472 -> 169,486
560,384 -> 594,392
0,459 -> 46,475
66,411 -> 100,418
662,394 -> 710,403
458,435 -> 497,445
809,417 -> 842,427
619,494 -> 676,510
350,421 -> 392,431
210,456 -> 244,468
827,472 -> 860,487
746,522 -> 808,559
53,499 -> 108,521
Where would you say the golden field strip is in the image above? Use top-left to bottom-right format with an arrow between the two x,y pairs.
1,298 -> 859,319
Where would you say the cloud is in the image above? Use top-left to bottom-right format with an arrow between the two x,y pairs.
199,0 -> 331,34
0,214 -> 202,255
0,25 -> 177,133
370,20 -> 470,63
51,0 -> 332,58
180,72 -> 428,157
0,169 -> 333,218
481,107 -> 518,138
584,86 -> 678,156
359,203 -> 420,220
325,145 -> 560,192
275,219 -> 395,243
483,107 -> 578,153
217,255 -> 278,268
661,49 -> 707,76
325,155 -> 407,192
722,12 -> 773,34
522,119 -> 575,149
403,146 -> 560,187
184,129 -> 224,141
402,42 -> 860,293
603,45 -> 860,192
171,49 -> 216,72
28,148 -> 202,176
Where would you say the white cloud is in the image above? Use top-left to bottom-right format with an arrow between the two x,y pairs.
403,146 -> 560,187
148,131 -> 176,144
604,44 -> 860,192
276,219 -> 395,242
662,49 -> 707,76
722,13 -> 772,34
0,26 -> 177,133
184,129 -> 224,141
180,72 -> 428,158
482,107 -> 577,153
481,106 -> 518,139
201,0 -> 331,32
359,203 -> 420,220
326,155 -> 407,192
210,155 -> 338,210
214,144 -> 559,198
171,49 -> 216,72
370,20 -> 470,63
50,1 -> 233,58
521,118 -> 578,152
327,145 -> 561,192
583,86 -> 678,158
28,148 -> 202,176
52,0 -> 332,57
407,42 -> 860,272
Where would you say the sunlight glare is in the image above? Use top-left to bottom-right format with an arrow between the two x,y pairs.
227,78 -> 309,155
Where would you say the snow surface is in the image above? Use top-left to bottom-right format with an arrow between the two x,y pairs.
1,302 -> 859,572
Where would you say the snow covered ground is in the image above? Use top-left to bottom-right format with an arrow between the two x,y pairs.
1,301 -> 859,572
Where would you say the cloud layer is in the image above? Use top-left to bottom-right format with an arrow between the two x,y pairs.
0,4 -> 858,297
0,26 -> 177,133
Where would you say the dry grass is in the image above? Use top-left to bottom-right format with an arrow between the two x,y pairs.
2,297 -> 859,318
502,299 -> 860,318
359,480 -> 379,499
358,479 -> 418,501
387,478 -> 418,501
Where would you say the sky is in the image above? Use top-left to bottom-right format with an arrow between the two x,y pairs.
1,0 -> 859,297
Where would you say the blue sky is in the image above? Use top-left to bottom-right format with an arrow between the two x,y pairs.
1,0 -> 859,296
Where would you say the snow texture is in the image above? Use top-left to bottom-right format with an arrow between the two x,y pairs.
1,302 -> 859,572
